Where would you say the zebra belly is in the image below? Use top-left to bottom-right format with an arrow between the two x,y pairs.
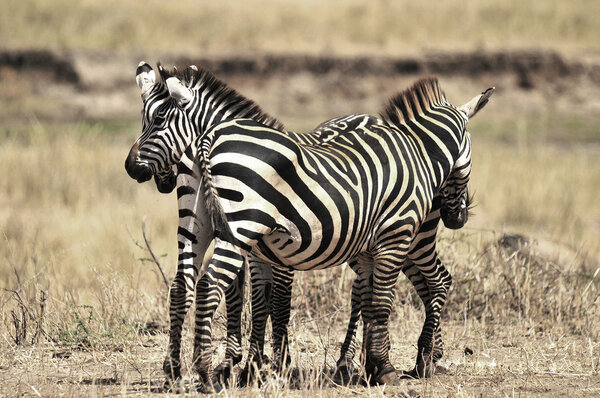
251,223 -> 369,271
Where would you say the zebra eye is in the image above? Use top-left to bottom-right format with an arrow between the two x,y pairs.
153,115 -> 165,125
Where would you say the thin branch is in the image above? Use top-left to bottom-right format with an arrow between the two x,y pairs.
141,217 -> 170,291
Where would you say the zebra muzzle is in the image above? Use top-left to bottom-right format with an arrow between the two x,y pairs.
125,145 -> 153,183
440,206 -> 468,230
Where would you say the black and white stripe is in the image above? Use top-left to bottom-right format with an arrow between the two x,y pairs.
124,64 -> 492,390
190,79 -> 493,389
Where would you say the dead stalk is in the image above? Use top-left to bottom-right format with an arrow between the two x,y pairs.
141,217 -> 170,292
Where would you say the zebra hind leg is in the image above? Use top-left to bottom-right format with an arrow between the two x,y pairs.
270,266 -> 294,374
407,259 -> 452,379
192,240 -> 246,394
214,268 -> 246,386
239,259 -> 273,387
365,253 -> 405,386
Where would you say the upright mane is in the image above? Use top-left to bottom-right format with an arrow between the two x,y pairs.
157,63 -> 285,131
380,77 -> 446,128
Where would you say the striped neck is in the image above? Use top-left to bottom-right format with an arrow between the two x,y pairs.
380,77 -> 468,189
158,64 -> 284,138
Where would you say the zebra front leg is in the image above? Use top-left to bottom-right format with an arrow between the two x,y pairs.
164,175 -> 214,388
402,260 -> 445,367
333,259 -> 362,386
239,258 -> 273,387
193,239 -> 246,393
364,252 -> 405,386
410,258 -> 452,378
163,268 -> 197,385
214,266 -> 246,386
270,265 -> 294,374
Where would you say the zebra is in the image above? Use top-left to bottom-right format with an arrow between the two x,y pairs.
125,62 -> 286,386
189,78 -> 492,391
124,64 -> 489,389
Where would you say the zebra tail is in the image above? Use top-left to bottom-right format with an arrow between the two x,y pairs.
197,137 -> 235,243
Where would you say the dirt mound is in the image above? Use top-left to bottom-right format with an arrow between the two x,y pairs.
0,49 -> 79,84
1,49 -> 598,85
176,50 -> 597,84
2,48 -> 599,123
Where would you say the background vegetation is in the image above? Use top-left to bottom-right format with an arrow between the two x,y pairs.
2,0 -> 599,55
0,0 -> 598,396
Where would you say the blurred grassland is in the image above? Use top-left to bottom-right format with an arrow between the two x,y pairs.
2,0 -> 599,55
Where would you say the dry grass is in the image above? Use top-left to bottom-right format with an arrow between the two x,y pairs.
1,1 -> 599,393
0,111 -> 598,396
2,0 -> 599,55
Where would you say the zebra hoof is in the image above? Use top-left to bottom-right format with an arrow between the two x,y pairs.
238,365 -> 259,388
238,367 -> 250,388
400,368 -> 419,379
162,359 -> 182,381
215,355 -> 243,387
214,364 -> 232,387
332,364 -> 359,386
401,362 -> 435,379
376,368 -> 403,386
162,377 -> 185,393
195,378 -> 223,394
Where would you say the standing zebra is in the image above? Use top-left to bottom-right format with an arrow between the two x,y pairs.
124,64 -> 489,389
125,62 -> 285,385
192,78 -> 492,390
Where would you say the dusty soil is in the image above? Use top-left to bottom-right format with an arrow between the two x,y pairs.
1,320 -> 599,397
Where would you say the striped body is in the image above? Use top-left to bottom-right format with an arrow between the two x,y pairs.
191,78 -> 492,388
125,64 -> 492,389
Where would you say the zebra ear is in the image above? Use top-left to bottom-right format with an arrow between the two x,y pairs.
458,87 -> 495,119
166,76 -> 193,107
136,61 -> 156,100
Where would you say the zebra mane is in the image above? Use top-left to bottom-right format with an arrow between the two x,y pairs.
380,77 -> 447,127
157,63 -> 285,131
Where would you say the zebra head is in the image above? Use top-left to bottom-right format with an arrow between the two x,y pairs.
125,62 -> 195,193
125,62 -> 284,194
440,86 -> 494,229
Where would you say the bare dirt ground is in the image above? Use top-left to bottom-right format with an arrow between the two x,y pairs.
2,307 -> 599,397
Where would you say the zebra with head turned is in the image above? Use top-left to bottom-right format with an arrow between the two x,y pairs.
191,78 -> 492,391
125,62 -> 288,386
124,64 -> 489,390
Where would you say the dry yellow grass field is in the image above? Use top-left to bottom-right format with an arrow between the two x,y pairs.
1,1 -> 599,396
3,0 -> 599,55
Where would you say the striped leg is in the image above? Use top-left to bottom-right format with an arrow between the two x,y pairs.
363,250 -> 406,386
334,258 -> 362,385
334,258 -> 445,384
409,256 -> 452,378
214,266 -> 245,384
193,238 -> 246,393
270,265 -> 294,373
403,261 -> 445,366
163,176 -> 212,383
239,257 -> 273,386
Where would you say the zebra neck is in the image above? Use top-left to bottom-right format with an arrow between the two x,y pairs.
190,81 -> 283,141
400,132 -> 455,192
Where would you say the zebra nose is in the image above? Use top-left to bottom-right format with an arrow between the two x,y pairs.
125,144 -> 153,183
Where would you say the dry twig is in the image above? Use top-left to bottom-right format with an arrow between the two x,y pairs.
141,217 -> 170,291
